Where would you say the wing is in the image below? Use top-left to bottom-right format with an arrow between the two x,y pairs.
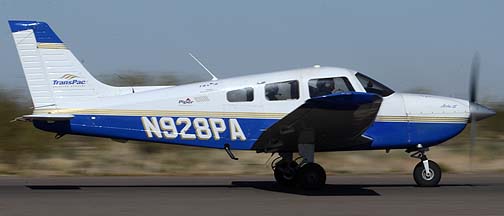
253,92 -> 382,153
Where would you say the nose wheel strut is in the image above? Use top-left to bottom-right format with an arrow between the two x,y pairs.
410,148 -> 442,187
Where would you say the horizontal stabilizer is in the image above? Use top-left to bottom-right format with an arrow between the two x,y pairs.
21,114 -> 74,121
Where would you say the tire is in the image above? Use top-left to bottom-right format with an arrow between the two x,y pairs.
274,161 -> 297,187
295,163 -> 326,190
413,160 -> 442,187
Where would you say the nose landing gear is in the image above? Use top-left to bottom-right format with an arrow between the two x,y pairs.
410,148 -> 442,187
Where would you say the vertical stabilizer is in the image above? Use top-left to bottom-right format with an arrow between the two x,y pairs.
9,20 -> 124,109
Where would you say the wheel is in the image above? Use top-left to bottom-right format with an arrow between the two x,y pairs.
413,160 -> 442,187
295,163 -> 326,190
274,161 -> 298,187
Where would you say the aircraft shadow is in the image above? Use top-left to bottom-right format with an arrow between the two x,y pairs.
230,182 -> 482,196
25,181 -> 482,196
25,182 -> 379,196
231,181 -> 380,196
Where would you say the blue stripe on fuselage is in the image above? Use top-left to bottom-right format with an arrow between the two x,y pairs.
34,115 -> 277,150
32,115 -> 466,150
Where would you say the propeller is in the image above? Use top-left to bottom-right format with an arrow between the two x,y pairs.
469,53 -> 480,171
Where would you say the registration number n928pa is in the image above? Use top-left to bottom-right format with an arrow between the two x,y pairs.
141,117 -> 246,141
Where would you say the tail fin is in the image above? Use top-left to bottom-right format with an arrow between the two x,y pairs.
8,20 -> 144,110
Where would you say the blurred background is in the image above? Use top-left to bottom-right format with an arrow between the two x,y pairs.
0,0 -> 502,176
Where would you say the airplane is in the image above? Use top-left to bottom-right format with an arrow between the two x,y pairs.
8,20 -> 496,189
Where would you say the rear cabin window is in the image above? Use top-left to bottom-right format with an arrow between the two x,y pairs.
308,77 -> 355,98
265,80 -> 299,101
227,87 -> 254,102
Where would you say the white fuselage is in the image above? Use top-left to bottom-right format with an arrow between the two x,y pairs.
33,67 -> 471,150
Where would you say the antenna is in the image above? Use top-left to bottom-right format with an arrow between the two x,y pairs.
114,73 -> 135,93
189,53 -> 218,81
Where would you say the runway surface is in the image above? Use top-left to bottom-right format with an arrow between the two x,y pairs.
0,174 -> 503,216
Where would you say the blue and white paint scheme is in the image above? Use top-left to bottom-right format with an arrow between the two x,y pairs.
9,20 -> 496,188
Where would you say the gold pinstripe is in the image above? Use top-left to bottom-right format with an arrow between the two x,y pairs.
33,109 -> 287,119
33,108 -> 468,123
37,43 -> 66,49
376,116 -> 467,123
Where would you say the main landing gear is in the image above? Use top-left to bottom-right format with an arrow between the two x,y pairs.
272,144 -> 326,190
272,145 -> 442,189
409,148 -> 442,187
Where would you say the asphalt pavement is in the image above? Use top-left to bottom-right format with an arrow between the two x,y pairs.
0,174 -> 503,216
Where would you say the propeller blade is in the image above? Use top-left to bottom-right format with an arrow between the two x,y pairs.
469,52 -> 480,171
469,53 -> 480,103
469,115 -> 476,171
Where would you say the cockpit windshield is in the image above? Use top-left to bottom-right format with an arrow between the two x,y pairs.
355,73 -> 394,97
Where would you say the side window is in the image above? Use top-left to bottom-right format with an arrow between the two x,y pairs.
308,77 -> 354,98
265,80 -> 299,101
355,73 -> 394,97
227,87 -> 254,102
